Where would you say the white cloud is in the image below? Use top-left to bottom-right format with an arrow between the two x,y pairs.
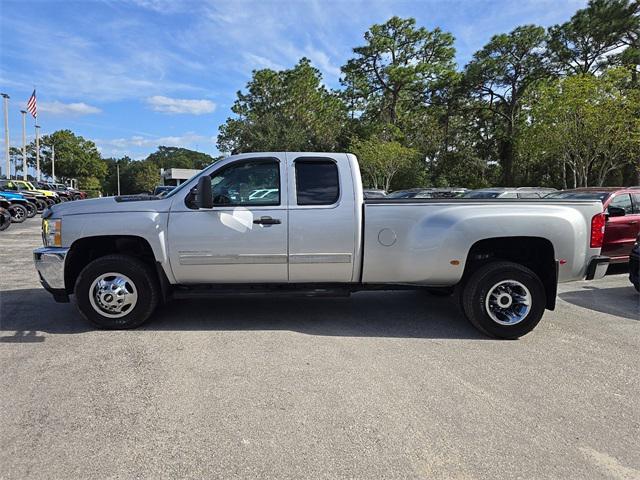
146,96 -> 216,115
39,101 -> 101,116
96,132 -> 217,151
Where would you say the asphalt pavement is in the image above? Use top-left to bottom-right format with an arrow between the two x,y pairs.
1,219 -> 638,479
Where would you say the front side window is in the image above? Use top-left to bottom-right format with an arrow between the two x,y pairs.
295,160 -> 339,205
609,194 -> 633,214
209,160 -> 280,206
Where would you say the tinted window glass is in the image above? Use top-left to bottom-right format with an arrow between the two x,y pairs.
210,160 -> 280,206
518,192 -> 541,198
632,194 -> 640,214
463,191 -> 502,199
544,191 -> 611,202
609,193 -> 633,214
295,160 -> 339,205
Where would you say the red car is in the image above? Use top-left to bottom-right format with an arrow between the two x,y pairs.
546,188 -> 640,263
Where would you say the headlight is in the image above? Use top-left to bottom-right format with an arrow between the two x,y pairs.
42,218 -> 62,247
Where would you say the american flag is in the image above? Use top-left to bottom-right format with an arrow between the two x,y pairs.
26,90 -> 37,118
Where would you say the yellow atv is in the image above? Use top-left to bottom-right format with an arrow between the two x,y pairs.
9,180 -> 60,205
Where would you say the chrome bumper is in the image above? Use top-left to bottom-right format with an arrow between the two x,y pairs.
33,247 -> 70,302
585,255 -> 610,281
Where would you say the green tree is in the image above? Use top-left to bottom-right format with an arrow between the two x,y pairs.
350,138 -> 420,191
465,25 -> 549,185
146,146 -> 217,170
522,68 -> 640,187
36,130 -> 106,189
218,58 -> 348,153
128,161 -> 160,193
341,16 -> 456,126
548,0 -> 639,75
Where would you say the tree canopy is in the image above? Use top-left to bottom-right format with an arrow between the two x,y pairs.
217,58 -> 348,153
11,1 -> 639,193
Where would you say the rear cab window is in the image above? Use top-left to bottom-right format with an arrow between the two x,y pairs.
294,159 -> 340,206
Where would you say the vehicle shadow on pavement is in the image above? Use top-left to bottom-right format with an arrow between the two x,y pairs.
559,286 -> 639,321
0,288 -> 487,340
149,290 -> 487,339
0,289 -> 90,341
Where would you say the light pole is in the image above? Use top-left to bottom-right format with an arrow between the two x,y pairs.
116,160 -> 121,195
20,110 -> 27,180
35,124 -> 40,181
51,144 -> 55,181
1,93 -> 9,179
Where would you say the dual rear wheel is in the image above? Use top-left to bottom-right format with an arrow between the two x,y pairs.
460,261 -> 546,339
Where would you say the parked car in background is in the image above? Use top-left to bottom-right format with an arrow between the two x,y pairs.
0,180 -> 48,211
464,187 -> 557,199
0,199 -> 13,231
362,189 -> 387,199
545,188 -> 640,263
387,188 -> 437,199
0,179 -> 53,208
0,194 -> 28,223
153,185 -> 176,197
37,182 -> 73,201
2,180 -> 60,205
0,191 -> 37,218
629,234 -> 639,292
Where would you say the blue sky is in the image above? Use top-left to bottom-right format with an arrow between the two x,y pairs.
0,0 -> 586,163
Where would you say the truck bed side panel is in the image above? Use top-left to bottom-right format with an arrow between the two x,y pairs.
362,201 -> 602,285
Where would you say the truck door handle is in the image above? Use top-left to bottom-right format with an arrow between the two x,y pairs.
253,216 -> 281,225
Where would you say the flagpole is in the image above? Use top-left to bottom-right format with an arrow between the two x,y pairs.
1,93 -> 9,179
20,110 -> 27,180
51,144 -> 55,181
35,123 -> 40,182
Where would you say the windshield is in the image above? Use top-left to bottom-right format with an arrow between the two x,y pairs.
544,191 -> 611,202
463,191 -> 502,199
26,182 -> 36,190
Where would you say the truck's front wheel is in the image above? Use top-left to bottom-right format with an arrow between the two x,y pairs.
462,261 -> 546,339
75,254 -> 159,329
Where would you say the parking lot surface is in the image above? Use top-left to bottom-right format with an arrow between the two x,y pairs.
1,219 -> 639,479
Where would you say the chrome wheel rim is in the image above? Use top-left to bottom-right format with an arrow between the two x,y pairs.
89,272 -> 138,318
12,207 -> 25,220
485,280 -> 531,326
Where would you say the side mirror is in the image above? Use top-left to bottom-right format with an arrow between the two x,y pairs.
607,206 -> 626,218
195,176 -> 213,209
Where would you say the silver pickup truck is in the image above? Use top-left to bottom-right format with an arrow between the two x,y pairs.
34,152 -> 609,338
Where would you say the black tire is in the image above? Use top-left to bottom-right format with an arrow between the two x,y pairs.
45,198 -> 55,207
461,261 -> 546,339
9,204 -> 28,223
75,254 -> 160,329
35,199 -> 47,212
0,208 -> 11,231
24,202 -> 37,218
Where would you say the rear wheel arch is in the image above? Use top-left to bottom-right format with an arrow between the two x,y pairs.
461,236 -> 557,310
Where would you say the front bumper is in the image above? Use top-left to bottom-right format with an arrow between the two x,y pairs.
33,247 -> 70,302
585,255 -> 610,281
